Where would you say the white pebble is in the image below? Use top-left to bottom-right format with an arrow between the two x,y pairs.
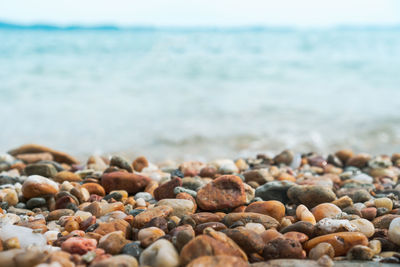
388,217 -> 400,246
0,224 -> 46,248
140,239 -> 180,267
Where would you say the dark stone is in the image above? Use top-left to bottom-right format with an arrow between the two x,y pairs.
26,197 -> 46,209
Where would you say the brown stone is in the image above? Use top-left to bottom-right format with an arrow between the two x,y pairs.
94,219 -> 132,239
179,161 -> 206,177
283,231 -> 309,243
47,209 -> 75,221
309,242 -> 335,260
373,214 -> 400,229
132,156 -> 149,172
222,228 -> 265,254
304,232 -> 368,256
189,212 -> 223,225
8,144 -> 79,164
187,255 -> 249,267
199,166 -> 217,178
335,149 -> 354,164
311,203 -> 341,221
101,171 -> 151,194
196,175 -> 247,211
245,200 -> 285,221
16,152 -> 53,163
133,205 -> 173,228
154,177 -> 182,200
263,238 -> 305,260
98,231 -> 130,254
361,207 -> 377,221
287,185 -> 336,208
280,221 -> 315,237
54,171 -> 82,183
223,212 -> 279,229
346,153 -> 371,168
138,227 -> 165,247
82,183 -> 106,196
180,233 -> 247,266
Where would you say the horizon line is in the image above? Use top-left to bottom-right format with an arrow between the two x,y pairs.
1,21 -> 400,31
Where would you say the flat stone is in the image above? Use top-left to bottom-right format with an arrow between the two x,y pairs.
156,199 -> 195,218
223,212 -> 279,229
245,200 -> 285,221
101,171 -> 151,194
222,227 -> 265,254
196,175 -> 246,211
255,181 -> 294,203
287,185 -> 336,208
133,205 -> 173,228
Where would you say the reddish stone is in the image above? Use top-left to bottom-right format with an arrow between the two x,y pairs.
196,175 -> 246,211
101,171 -> 151,194
154,177 -> 182,200
61,237 -> 97,255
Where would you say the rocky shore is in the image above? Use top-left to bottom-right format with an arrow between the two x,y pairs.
0,144 -> 400,267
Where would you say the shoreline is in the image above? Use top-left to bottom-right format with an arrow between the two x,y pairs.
0,144 -> 399,266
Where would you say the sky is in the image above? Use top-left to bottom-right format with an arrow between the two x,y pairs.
1,0 -> 400,27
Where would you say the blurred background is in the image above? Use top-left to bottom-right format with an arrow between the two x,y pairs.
0,0 -> 400,161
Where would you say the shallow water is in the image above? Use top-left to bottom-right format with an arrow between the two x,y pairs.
1,28 -> 400,161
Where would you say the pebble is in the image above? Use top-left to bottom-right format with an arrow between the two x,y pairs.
138,227 -> 165,247
305,232 -> 368,256
53,171 -> 82,183
133,205 -> 173,228
154,177 -> 182,200
122,241 -> 143,260
263,238 -> 305,260
255,180 -> 294,203
0,224 -> 47,248
98,231 -> 129,254
101,171 -> 151,194
24,163 -> 58,178
245,200 -> 285,221
309,242 -> 335,260
22,175 -> 59,199
222,227 -> 265,254
287,185 -> 336,208
374,197 -> 393,211
156,198 -> 195,218
196,175 -> 247,210
311,203 -> 342,221
132,156 -> 149,172
61,237 -> 97,255
223,212 -> 279,229
140,239 -> 180,267
349,218 -> 375,237
388,217 -> 400,246
110,155 -> 133,172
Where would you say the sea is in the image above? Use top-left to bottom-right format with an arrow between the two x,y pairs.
1,25 -> 400,161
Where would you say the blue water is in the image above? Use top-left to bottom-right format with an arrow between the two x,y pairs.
1,28 -> 400,161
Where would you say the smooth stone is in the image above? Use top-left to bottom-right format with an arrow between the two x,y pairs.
179,234 -> 246,266
26,197 -> 46,209
255,181 -> 294,203
98,231 -> 129,254
101,171 -> 151,194
138,227 -> 165,248
243,169 -> 272,185
195,222 -> 227,235
222,228 -> 265,254
351,173 -> 373,184
309,242 -> 335,260
245,222 -> 265,234
179,161 -> 205,177
110,155 -> 133,172
196,175 -> 246,211
82,183 -> 105,197
22,175 -> 59,199
24,163 -> 57,178
349,218 -> 375,237
94,219 -> 132,238
311,203 -> 342,221
53,171 -> 82,183
133,205 -> 173,228
263,238 -> 305,260
0,188 -> 18,206
374,197 -> 393,211
170,225 -> 195,251
140,239 -> 180,267
134,192 -> 153,201
91,255 -> 138,267
305,232 -> 368,256
245,200 -> 285,221
132,156 -> 149,172
373,214 -> 400,229
388,217 -> 400,246
16,152 -> 53,163
346,153 -> 371,168
122,241 -> 143,260
61,237 -> 97,255
8,144 -> 79,164
187,255 -> 249,267
223,212 -> 279,229
287,185 -> 336,208
274,150 -> 294,165
347,245 -> 374,260
332,196 -> 353,209
182,177 -> 205,191
47,209 -> 74,221
156,199 -> 195,218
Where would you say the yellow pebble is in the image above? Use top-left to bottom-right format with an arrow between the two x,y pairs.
374,197 -> 393,211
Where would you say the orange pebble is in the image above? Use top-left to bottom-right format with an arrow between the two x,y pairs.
312,203 -> 341,221
245,200 -> 285,221
261,228 -> 283,243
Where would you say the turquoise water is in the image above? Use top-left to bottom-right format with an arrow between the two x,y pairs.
1,28 -> 400,161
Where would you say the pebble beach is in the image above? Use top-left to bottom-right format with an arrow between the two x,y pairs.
1,144 -> 400,267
